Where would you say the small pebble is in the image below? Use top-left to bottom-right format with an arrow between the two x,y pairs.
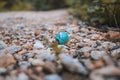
14,54 -> 23,61
90,51 -> 107,60
40,24 -> 52,31
83,59 -> 94,70
23,42 -> 33,50
43,61 -> 56,73
0,54 -> 16,68
59,53 -> 88,74
83,38 -> 90,42
0,41 -> 7,50
19,61 -> 31,70
80,28 -> 89,33
45,74 -> 62,80
79,47 -> 92,53
111,48 -> 120,57
18,73 -> 29,80
34,29 -> 41,36
18,50 -> 26,55
5,46 -> 22,54
0,49 -> 6,55
90,34 -> 101,40
35,49 -> 55,61
28,58 -> 44,66
34,41 -> 44,49
79,33 -> 86,37
12,24 -> 25,31
0,68 -> 7,73
101,41 -> 116,50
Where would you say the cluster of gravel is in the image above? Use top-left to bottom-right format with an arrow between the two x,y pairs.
0,11 -> 120,80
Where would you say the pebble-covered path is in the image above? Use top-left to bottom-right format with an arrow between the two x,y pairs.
0,9 -> 120,80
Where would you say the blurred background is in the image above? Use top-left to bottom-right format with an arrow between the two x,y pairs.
0,0 -> 69,11
0,0 -> 119,27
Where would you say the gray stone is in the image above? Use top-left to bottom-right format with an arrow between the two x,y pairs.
101,42 -> 116,50
35,48 -> 55,61
39,33 -> 51,39
79,33 -> 86,37
18,73 -> 29,80
0,49 -> 6,55
18,61 -> 31,69
5,76 -> 17,80
45,74 -> 62,80
59,53 -> 88,74
96,46 -> 104,50
23,53 -> 35,58
90,51 -> 107,60
90,66 -> 120,80
91,42 -> 97,48
111,48 -> 120,57
66,27 -> 78,33
79,47 -> 92,53
0,41 -> 7,50
5,46 -> 22,54
12,24 -> 25,31
14,54 -> 23,61
40,24 -> 52,31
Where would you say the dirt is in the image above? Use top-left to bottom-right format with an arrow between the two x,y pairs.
0,9 -> 72,27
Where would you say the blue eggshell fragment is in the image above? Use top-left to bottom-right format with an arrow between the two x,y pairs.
55,32 -> 69,45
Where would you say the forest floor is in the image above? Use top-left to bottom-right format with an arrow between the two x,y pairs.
0,9 -> 120,80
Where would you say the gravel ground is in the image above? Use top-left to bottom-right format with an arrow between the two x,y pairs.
0,9 -> 120,80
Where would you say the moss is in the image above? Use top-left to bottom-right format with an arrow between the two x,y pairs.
51,41 -> 61,55
68,0 -> 120,27
0,0 -> 67,11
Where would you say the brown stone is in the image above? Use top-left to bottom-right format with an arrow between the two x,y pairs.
0,54 -> 16,68
92,60 -> 104,69
34,29 -> 41,36
106,31 -> 120,41
18,50 -> 26,55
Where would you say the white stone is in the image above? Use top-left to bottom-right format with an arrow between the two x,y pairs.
34,41 -> 44,49
45,74 -> 62,80
83,38 -> 91,42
